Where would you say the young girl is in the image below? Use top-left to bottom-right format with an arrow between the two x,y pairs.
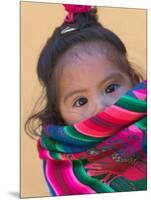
25,4 -> 146,196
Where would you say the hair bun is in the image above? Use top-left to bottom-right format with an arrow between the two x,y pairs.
63,4 -> 94,23
63,4 -> 92,14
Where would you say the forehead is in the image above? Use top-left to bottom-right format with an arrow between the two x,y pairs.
56,42 -> 124,93
59,53 -> 120,84
56,41 -> 118,68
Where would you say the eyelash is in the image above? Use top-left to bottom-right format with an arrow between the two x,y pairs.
73,97 -> 88,107
105,83 -> 120,94
72,83 -> 120,108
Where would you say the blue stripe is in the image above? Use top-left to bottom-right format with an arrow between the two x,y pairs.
45,126 -> 101,146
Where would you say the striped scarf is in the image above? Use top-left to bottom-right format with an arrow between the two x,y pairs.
37,80 -> 147,196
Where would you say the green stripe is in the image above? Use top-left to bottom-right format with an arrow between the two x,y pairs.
64,126 -> 103,143
115,95 -> 146,112
135,117 -> 147,130
72,160 -> 114,193
49,152 -> 61,160
133,178 -> 147,190
110,176 -> 147,192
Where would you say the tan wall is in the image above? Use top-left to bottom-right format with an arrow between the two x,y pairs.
21,2 -> 147,198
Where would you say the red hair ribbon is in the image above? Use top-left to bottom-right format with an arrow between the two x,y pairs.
63,4 -> 92,23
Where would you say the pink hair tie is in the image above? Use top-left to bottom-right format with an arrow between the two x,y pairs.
63,4 -> 92,23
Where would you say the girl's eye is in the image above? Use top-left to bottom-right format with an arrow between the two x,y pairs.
73,97 -> 88,107
105,83 -> 120,94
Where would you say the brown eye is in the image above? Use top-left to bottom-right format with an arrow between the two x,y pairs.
105,83 -> 120,94
73,97 -> 88,107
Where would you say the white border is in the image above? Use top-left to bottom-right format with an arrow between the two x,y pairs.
0,0 -> 150,199
21,0 -> 149,9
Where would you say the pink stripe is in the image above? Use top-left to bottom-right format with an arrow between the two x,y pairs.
96,111 -> 132,124
60,161 -> 96,194
45,160 -> 61,195
46,160 -> 95,195
74,105 -> 145,138
74,122 -> 115,137
46,160 -> 77,195
39,148 -> 55,160
121,161 -> 146,181
37,140 -> 55,160
104,105 -> 146,121
83,119 -> 115,131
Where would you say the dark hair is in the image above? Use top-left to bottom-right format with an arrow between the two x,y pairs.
24,6 -> 144,139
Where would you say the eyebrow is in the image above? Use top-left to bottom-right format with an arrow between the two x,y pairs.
64,89 -> 88,103
64,72 -> 124,102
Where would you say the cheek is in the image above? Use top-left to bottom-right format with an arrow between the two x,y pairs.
61,111 -> 87,125
59,103 -> 87,125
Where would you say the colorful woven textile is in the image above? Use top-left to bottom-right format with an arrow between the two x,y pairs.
37,80 -> 147,196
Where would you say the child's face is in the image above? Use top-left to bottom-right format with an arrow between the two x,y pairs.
58,50 -> 132,125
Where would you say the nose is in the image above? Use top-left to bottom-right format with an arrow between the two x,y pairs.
92,98 -> 106,116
